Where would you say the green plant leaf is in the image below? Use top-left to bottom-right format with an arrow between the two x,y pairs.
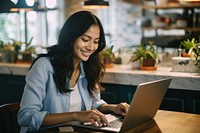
129,41 -> 157,64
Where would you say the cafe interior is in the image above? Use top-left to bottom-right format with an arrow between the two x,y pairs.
0,0 -> 200,132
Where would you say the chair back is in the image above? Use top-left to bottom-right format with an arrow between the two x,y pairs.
0,103 -> 20,133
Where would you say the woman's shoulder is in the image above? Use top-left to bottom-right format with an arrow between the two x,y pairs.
31,57 -> 53,72
36,57 -> 51,64
35,57 -> 51,65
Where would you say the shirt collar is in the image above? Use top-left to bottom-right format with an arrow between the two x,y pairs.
79,61 -> 85,79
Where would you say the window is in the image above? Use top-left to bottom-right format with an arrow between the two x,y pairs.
97,0 -> 142,50
0,13 -> 19,42
0,0 -> 63,48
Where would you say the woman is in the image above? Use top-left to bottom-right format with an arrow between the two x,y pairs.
18,10 -> 129,132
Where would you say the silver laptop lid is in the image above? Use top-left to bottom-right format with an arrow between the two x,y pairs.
120,78 -> 172,132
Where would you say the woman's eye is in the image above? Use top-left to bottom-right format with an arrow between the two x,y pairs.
81,38 -> 89,42
94,41 -> 99,44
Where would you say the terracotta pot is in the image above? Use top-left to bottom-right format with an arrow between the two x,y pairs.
142,58 -> 156,67
103,57 -> 112,64
102,57 -> 113,68
181,52 -> 190,57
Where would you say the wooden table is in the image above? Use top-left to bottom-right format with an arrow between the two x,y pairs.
39,110 -> 200,133
126,110 -> 200,133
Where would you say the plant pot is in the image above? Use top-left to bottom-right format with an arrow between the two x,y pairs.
103,57 -> 113,68
172,57 -> 200,73
104,63 -> 113,68
22,53 -> 32,61
181,52 -> 190,57
140,66 -> 157,70
140,58 -> 157,70
142,58 -> 156,67
16,52 -> 32,64
1,51 -> 15,63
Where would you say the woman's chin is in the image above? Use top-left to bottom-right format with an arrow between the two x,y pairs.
81,57 -> 90,61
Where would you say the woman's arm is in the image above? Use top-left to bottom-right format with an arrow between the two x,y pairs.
42,112 -> 75,126
42,109 -> 108,127
98,103 -> 130,116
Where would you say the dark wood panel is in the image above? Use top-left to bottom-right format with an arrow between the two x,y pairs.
0,77 -> 6,106
0,74 -> 25,105
101,83 -> 137,104
0,74 -> 200,114
6,79 -> 25,103
101,83 -> 200,114
160,97 -> 185,112
101,91 -> 116,104
194,97 -> 200,114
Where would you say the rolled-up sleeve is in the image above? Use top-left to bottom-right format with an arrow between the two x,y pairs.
91,91 -> 107,109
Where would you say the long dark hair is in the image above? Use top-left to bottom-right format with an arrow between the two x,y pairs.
31,11 -> 106,96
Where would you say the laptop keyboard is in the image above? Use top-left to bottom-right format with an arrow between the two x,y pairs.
108,119 -> 123,129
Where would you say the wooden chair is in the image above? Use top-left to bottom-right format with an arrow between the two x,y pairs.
0,103 -> 20,133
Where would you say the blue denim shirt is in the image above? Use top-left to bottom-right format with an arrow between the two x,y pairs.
17,57 -> 106,133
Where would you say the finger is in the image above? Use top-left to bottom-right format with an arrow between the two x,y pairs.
120,108 -> 126,116
125,103 -> 130,108
96,112 -> 108,127
124,103 -> 130,112
94,110 -> 108,126
119,103 -> 129,115
96,116 -> 103,127
99,114 -> 108,126
90,119 -> 98,127
89,110 -> 101,126
91,112 -> 104,127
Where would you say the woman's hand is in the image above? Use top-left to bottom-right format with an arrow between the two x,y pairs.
73,109 -> 108,127
112,102 -> 130,116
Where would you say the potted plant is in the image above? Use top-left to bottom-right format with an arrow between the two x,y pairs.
17,37 -> 35,63
0,39 -> 22,63
129,41 -> 158,70
179,37 -> 200,70
100,45 -> 114,68
179,38 -> 196,57
11,39 -> 23,62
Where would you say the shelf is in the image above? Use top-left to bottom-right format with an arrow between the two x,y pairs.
141,2 -> 200,10
141,27 -> 200,32
140,1 -> 200,48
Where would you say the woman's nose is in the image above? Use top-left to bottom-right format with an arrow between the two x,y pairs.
86,41 -> 95,50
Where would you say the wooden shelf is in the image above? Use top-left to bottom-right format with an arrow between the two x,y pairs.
141,27 -> 200,32
141,1 -> 200,48
141,2 -> 200,9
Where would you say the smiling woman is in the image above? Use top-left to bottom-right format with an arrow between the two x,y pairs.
17,10 -> 129,133
73,25 -> 100,62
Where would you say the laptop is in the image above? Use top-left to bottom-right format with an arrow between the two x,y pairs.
72,78 -> 172,133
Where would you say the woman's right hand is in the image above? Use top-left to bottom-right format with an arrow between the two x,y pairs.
73,109 -> 108,127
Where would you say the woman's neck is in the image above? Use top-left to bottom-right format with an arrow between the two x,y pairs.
70,58 -> 80,88
74,62 -> 80,71
73,57 -> 81,71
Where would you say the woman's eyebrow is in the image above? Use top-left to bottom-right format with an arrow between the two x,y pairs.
82,34 -> 91,38
82,34 -> 99,40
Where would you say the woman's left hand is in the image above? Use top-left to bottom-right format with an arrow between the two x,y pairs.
112,102 -> 129,116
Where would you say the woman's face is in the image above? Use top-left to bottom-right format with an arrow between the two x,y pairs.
73,24 -> 100,62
